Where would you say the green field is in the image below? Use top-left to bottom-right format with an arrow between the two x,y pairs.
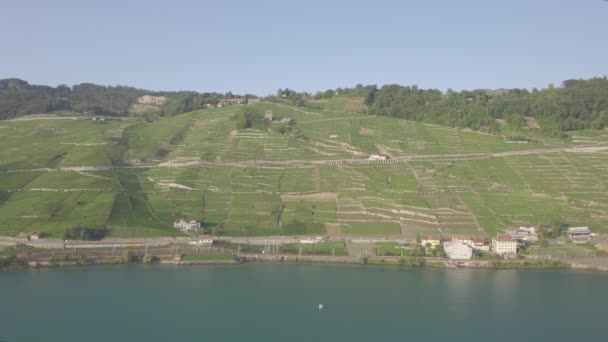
1,96 -> 607,238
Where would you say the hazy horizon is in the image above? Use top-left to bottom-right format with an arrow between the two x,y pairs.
2,0 -> 607,95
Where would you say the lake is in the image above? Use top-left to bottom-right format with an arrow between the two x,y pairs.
1,264 -> 607,341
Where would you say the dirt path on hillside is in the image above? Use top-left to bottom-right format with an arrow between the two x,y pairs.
280,192 -> 338,201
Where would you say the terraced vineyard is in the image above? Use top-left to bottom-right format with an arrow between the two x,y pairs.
1,96 -> 608,238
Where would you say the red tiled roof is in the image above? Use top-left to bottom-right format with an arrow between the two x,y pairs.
494,234 -> 515,241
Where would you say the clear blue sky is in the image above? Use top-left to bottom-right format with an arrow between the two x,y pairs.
1,0 -> 607,95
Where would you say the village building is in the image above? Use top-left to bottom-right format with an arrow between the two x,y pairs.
505,226 -> 539,248
492,235 -> 517,255
443,241 -> 473,260
470,238 -> 490,253
451,236 -> 474,246
279,117 -> 292,124
421,235 -> 441,249
507,226 -> 539,243
567,227 -> 592,244
173,218 -> 201,232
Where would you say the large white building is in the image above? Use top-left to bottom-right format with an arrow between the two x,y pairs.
492,235 -> 517,255
443,241 -> 473,260
173,219 -> 201,232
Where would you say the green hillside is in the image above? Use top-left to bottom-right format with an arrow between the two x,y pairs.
1,95 -> 608,239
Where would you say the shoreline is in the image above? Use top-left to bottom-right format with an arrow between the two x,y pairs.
3,250 -> 604,273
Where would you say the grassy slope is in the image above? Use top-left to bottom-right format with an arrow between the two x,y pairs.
1,97 -> 607,237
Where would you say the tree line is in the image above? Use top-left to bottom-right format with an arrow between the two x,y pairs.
364,77 -> 608,135
0,78 -> 251,120
4,77 -> 608,135
273,78 -> 608,135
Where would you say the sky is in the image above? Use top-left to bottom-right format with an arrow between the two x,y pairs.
1,0 -> 607,95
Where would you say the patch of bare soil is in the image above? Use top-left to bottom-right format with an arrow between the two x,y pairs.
60,142 -> 109,146
280,192 -> 338,201
158,157 -> 201,168
8,114 -> 78,121
375,144 -> 402,157
137,95 -> 167,105
339,142 -> 366,156
325,223 -> 343,237
495,118 -> 507,126
524,116 -> 541,129
359,127 -> 374,136
129,95 -> 167,114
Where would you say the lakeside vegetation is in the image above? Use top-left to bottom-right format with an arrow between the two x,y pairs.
181,253 -> 234,261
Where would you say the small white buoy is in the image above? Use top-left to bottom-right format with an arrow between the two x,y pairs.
318,304 -> 324,311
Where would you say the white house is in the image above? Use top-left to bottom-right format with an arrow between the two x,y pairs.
443,241 -> 473,260
173,219 -> 201,232
368,154 -> 389,161
492,235 -> 517,255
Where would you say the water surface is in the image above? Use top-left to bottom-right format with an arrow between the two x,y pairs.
1,264 -> 607,341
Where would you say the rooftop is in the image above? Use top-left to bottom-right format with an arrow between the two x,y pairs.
494,234 -> 515,242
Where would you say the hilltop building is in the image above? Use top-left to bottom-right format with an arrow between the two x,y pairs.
217,98 -> 243,107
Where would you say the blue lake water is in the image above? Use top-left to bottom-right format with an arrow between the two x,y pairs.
1,264 -> 607,341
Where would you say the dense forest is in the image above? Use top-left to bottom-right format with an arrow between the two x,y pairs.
363,77 -> 608,135
0,78 -> 248,120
